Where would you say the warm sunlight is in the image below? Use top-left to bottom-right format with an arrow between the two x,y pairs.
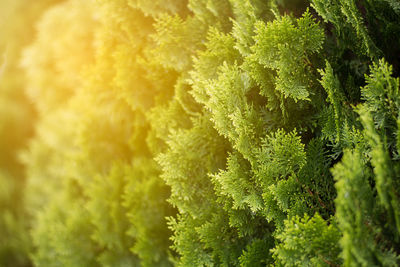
1,0 -> 400,266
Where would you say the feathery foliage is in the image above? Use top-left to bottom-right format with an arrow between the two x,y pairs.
1,0 -> 400,266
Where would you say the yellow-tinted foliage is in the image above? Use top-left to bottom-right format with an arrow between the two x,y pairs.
22,0 -> 99,113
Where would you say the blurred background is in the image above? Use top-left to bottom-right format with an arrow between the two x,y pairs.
0,1 -> 62,265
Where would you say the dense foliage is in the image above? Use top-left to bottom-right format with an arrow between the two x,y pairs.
1,0 -> 400,266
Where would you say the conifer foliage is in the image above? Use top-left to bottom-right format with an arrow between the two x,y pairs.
1,0 -> 400,266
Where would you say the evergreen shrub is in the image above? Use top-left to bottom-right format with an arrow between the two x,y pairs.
1,0 -> 400,266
